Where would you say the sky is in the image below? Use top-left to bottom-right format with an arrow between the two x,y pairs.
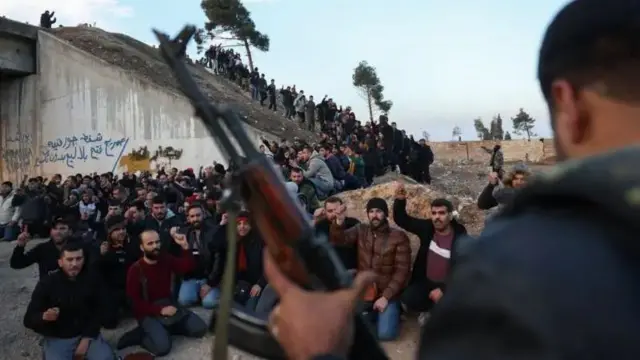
1,0 -> 573,141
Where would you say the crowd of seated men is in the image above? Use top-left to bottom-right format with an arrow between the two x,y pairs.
2,163 -> 468,358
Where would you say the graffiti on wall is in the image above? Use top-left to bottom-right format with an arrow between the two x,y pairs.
119,145 -> 184,173
2,131 -> 34,172
36,133 -> 129,169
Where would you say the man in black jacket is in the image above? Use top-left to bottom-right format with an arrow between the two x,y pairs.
24,242 -> 115,359
141,195 -> 182,255
392,183 -> 467,316
10,218 -> 73,279
99,215 -> 140,329
252,2 -> 640,360
175,205 -> 221,309
313,197 -> 360,270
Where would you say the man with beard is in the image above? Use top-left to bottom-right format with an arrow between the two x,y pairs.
329,198 -> 411,341
313,197 -> 360,270
175,205 -> 221,309
99,215 -> 141,329
24,241 -> 116,360
211,211 -> 266,311
124,230 -> 207,356
10,218 -> 74,279
141,196 -> 182,256
252,2 -> 640,359
392,183 -> 468,322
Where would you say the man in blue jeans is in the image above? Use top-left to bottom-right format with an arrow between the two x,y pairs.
329,197 -> 411,341
0,181 -> 20,242
174,205 -> 222,309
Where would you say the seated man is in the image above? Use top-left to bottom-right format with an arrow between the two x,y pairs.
256,196 -> 360,314
393,182 -> 468,322
98,215 -> 141,329
331,198 -> 411,341
23,241 -> 115,360
296,145 -> 335,199
176,205 -> 220,309
288,167 -> 320,214
124,230 -> 207,356
11,218 -> 74,279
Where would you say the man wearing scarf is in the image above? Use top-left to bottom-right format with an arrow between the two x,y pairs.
330,197 -> 411,341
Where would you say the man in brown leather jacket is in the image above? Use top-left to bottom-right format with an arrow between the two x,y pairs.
330,197 -> 411,341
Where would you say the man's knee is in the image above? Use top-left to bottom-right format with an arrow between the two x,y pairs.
87,339 -> 116,360
177,281 -> 199,306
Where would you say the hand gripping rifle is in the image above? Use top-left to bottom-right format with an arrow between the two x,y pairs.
153,26 -> 389,360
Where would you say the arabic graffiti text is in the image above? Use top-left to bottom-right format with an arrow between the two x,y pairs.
3,131 -> 33,171
36,133 -> 129,169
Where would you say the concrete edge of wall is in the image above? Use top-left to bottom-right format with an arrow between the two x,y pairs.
37,31 -> 192,100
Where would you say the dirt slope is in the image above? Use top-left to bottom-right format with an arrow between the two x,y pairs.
50,26 -> 316,141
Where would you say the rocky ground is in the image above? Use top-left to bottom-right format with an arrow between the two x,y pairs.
0,162 -> 551,360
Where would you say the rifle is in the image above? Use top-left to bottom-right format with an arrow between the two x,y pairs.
153,26 -> 389,360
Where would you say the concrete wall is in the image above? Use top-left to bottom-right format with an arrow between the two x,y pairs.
430,139 -> 556,163
0,31 -> 276,183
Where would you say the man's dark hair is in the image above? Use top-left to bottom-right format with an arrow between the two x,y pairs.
538,0 -> 640,105
108,199 -> 122,207
290,167 -> 303,174
152,195 -> 166,205
52,217 -> 69,228
131,200 -> 145,211
431,198 -> 453,212
2,181 -> 12,188
325,196 -> 343,205
60,241 -> 84,257
187,204 -> 203,214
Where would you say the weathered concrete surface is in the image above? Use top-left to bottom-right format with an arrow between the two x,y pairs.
0,18 -> 37,74
0,35 -> 36,74
0,30 -> 281,183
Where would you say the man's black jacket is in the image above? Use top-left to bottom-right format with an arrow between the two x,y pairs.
392,198 -> 468,287
418,148 -> 640,359
24,268 -> 103,339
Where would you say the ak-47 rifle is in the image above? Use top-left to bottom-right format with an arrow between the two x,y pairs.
153,26 -> 389,360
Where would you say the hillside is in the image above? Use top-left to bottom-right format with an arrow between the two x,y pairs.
50,26 -> 316,141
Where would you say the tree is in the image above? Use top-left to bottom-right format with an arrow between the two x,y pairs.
422,131 -> 430,141
504,131 -> 512,140
473,118 -> 491,140
452,125 -> 462,140
489,114 -> 504,140
197,0 -> 270,72
352,61 -> 393,121
511,108 -> 537,140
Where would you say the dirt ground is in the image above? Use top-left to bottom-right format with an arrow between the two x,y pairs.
0,239 -> 420,360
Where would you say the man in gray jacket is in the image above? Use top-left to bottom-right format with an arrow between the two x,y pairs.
297,145 -> 334,198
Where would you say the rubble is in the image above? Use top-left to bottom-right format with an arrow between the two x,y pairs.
49,26 -> 316,141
